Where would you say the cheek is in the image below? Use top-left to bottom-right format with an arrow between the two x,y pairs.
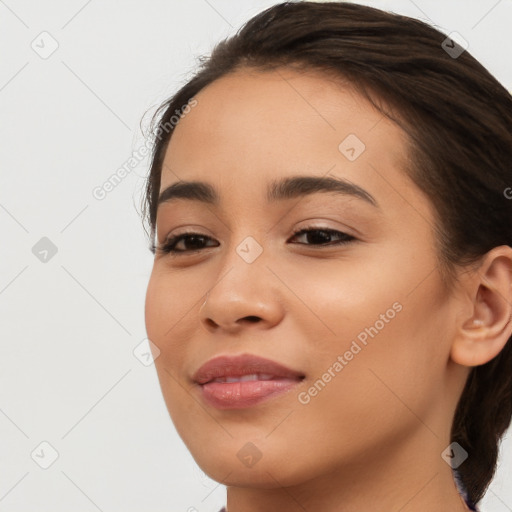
145,271 -> 201,424
144,269 -> 167,338
144,268 -> 196,342
291,253 -> 447,414
288,309 -> 440,476
281,257 -> 402,361
145,268 -> 212,386
145,271 -> 191,387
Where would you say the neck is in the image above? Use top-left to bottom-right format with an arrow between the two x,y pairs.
225,428 -> 471,512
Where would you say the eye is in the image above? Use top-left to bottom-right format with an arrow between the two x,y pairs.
156,232 -> 219,255
154,226 -> 356,256
288,226 -> 356,246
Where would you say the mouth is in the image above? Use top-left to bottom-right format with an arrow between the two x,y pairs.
192,353 -> 305,410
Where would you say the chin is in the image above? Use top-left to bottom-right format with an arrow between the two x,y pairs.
199,458 -> 307,489
184,435 -> 315,489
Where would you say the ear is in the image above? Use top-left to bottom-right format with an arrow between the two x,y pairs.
450,245 -> 512,367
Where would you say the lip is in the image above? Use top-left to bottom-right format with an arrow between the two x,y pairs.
192,353 -> 305,410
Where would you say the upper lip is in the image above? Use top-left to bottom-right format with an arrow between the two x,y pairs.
193,353 -> 305,384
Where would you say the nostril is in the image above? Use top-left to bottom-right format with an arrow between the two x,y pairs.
243,316 -> 261,323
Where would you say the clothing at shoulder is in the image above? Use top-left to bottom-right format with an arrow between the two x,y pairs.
454,469 -> 480,512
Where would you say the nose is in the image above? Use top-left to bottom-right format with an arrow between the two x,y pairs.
199,249 -> 286,334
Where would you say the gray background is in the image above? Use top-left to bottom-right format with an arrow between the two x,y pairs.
1,0 -> 511,510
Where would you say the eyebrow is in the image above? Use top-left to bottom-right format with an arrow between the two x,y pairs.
157,175 -> 379,209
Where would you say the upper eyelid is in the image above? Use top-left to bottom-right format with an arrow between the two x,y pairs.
162,225 -> 352,242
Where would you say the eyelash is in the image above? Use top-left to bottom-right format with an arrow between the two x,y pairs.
155,225 -> 356,256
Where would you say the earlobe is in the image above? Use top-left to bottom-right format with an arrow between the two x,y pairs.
450,245 -> 512,368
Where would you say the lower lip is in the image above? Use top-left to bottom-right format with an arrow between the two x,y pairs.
199,378 -> 302,409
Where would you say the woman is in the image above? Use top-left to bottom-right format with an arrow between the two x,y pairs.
142,2 -> 512,510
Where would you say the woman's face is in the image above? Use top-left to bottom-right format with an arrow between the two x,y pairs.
145,67 -> 466,488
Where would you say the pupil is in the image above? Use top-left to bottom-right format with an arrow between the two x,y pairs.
188,235 -> 204,249
308,231 -> 330,244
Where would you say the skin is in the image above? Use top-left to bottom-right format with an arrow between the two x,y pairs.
144,66 -> 512,512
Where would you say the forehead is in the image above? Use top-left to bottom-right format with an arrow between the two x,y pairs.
159,67 -> 422,215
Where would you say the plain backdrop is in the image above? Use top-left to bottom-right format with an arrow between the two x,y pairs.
1,1 -> 511,511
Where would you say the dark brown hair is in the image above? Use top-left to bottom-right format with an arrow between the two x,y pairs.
140,1 -> 512,504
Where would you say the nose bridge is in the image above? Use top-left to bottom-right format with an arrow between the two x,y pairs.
200,231 -> 284,330
211,232 -> 268,299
